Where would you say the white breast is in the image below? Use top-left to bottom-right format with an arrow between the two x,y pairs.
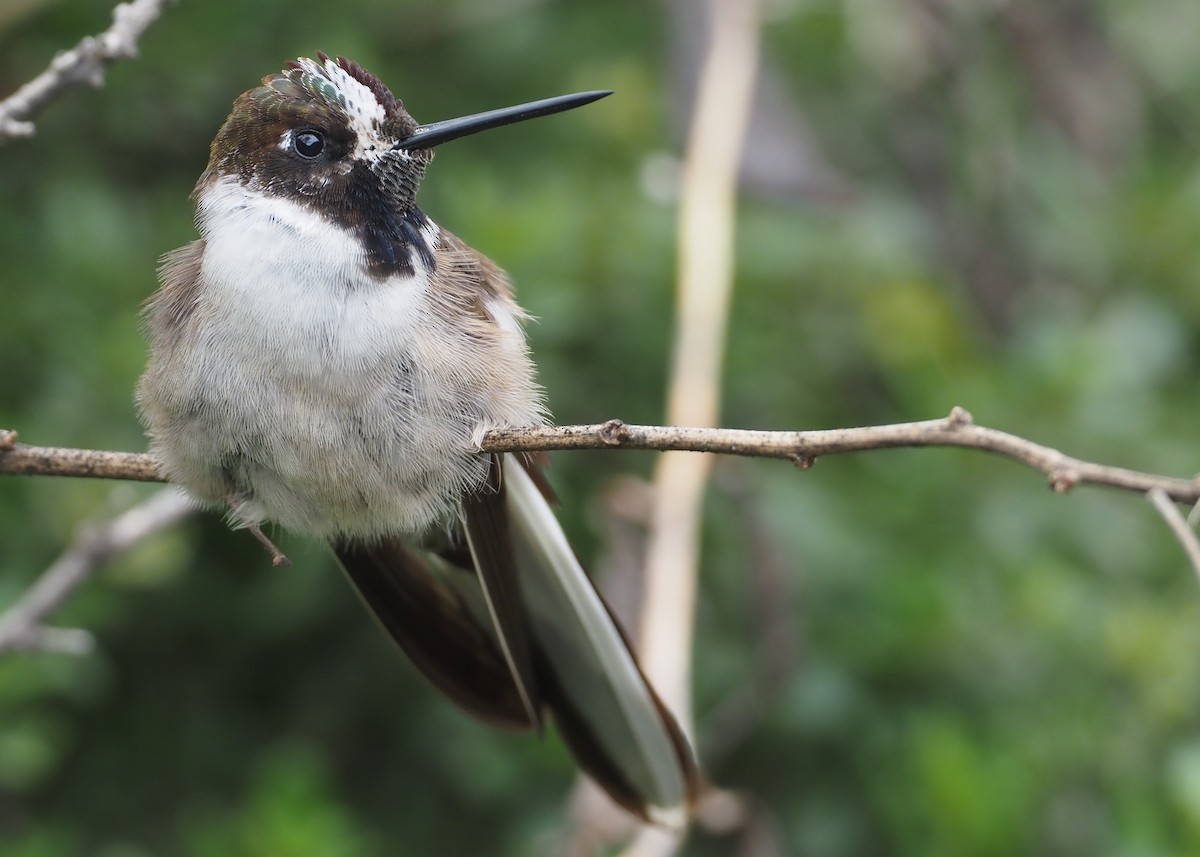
143,175 -> 538,538
196,175 -> 433,384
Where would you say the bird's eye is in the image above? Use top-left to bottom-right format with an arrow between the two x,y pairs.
294,130 -> 325,159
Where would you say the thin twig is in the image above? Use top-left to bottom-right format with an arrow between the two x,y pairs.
1147,488 -> 1200,585
0,431 -> 163,480
0,0 -> 173,142
3,411 -> 1198,501
0,488 -> 196,654
1187,500 -> 1200,529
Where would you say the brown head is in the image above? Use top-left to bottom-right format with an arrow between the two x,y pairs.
200,54 -> 610,277
201,54 -> 433,276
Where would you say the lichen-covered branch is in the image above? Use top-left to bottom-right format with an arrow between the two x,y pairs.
5,410 -> 1200,658
3,408 -> 1199,501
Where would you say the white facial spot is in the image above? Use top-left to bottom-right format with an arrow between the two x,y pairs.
291,56 -> 390,158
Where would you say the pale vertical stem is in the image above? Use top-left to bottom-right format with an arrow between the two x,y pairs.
623,0 -> 760,852
641,0 -> 760,736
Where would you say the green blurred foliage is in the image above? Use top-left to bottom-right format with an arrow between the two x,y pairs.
4,0 -> 1200,854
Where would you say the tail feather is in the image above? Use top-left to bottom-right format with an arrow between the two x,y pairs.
503,454 -> 698,823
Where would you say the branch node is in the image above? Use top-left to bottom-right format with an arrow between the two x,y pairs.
0,429 -> 17,451
791,453 -> 816,470
1049,469 -> 1080,493
599,419 -> 632,446
947,406 -> 974,428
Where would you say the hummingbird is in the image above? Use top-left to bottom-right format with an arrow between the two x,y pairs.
136,54 -> 698,823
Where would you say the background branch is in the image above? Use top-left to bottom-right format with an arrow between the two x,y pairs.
0,0 -> 173,141
0,488 -> 196,654
1147,488 -> 1200,584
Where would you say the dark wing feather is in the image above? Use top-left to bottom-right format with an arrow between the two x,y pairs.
514,451 -> 558,505
332,536 -> 534,730
461,453 -> 543,730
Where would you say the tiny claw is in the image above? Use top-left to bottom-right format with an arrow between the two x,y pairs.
0,429 -> 17,451
223,491 -> 291,567
791,453 -> 816,470
245,523 -> 291,567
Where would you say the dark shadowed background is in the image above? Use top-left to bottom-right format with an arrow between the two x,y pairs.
5,0 -> 1200,855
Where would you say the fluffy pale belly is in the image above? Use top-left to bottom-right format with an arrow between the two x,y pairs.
144,340 -> 493,539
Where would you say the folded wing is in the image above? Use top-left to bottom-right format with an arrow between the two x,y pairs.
331,453 -> 698,823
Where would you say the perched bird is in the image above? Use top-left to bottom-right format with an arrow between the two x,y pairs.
137,54 -> 698,823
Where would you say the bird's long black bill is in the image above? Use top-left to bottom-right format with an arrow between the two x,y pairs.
396,90 -> 612,150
